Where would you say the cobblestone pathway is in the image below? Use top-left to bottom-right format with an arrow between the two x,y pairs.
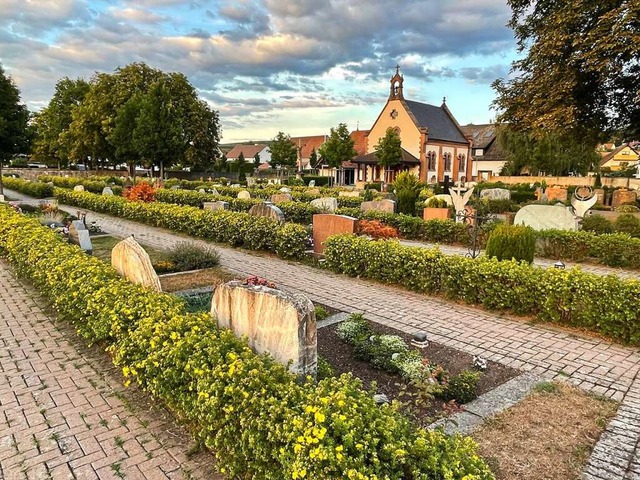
5,189 -> 640,479
0,259 -> 220,480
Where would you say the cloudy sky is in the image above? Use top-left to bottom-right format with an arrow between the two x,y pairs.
0,0 -> 518,143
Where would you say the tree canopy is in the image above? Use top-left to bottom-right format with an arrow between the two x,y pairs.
269,132 -> 297,169
0,64 -> 29,163
374,128 -> 402,169
32,62 -> 220,175
318,123 -> 356,169
493,0 -> 640,143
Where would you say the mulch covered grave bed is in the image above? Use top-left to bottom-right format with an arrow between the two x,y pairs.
318,320 -> 519,421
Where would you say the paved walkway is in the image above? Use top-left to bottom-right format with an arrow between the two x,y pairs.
5,189 -> 640,479
0,259 -> 219,480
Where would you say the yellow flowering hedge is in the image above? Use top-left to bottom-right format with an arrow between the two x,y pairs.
0,206 -> 494,479
324,234 -> 640,344
55,189 -> 308,259
1,176 -> 54,197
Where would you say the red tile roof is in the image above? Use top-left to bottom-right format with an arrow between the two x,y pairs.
226,144 -> 268,159
350,130 -> 369,156
290,135 -> 326,158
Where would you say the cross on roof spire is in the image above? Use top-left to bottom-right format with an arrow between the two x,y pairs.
395,64 -> 400,75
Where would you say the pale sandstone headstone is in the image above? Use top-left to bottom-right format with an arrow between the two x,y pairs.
69,220 -> 93,253
546,187 -> 568,203
248,202 -> 285,223
0,195 -> 5,203
310,197 -> 338,213
594,188 -> 606,205
308,180 -> 316,187
198,188 -> 206,193
102,187 -> 114,195
111,236 -> 162,292
360,199 -> 396,213
480,188 -> 511,201
212,281 -> 317,376
312,214 -> 358,254
338,190 -> 360,197
279,187 -> 291,193
231,184 -> 241,188
514,204 -> 577,231
246,177 -> 256,187
270,193 -> 293,203
204,201 -> 230,212
73,185 -> 85,192
237,190 -> 251,200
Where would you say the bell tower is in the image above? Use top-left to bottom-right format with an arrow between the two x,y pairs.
389,65 -> 404,100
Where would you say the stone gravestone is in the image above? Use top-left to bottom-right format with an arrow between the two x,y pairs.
0,195 -> 5,203
248,203 -> 285,223
450,187 -> 474,223
612,189 -> 638,208
212,281 -> 317,376
338,190 -> 360,198
571,187 -> 598,219
307,188 -> 321,196
360,199 -> 396,214
210,188 -> 219,196
102,187 -> 114,196
73,185 -> 85,192
312,214 -> 358,254
231,184 -> 241,188
203,201 -> 230,212
310,197 -> 338,213
594,188 -> 606,205
246,177 -> 256,187
170,185 -> 180,190
434,194 -> 453,206
546,187 -> 568,203
480,188 -> 511,201
198,188 -> 206,193
237,190 -> 251,200
270,193 -> 293,203
514,204 -> 577,231
279,187 -> 292,193
68,220 -> 93,254
535,187 -> 548,202
111,236 -> 162,292
308,180 -> 316,187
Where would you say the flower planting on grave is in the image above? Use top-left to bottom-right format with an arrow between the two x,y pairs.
0,204 -> 494,480
324,234 -> 640,344
55,189 -> 308,259
123,183 -> 156,202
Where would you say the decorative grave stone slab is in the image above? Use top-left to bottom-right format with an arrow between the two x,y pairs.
270,193 -> 293,203
111,236 -> 162,292
360,199 -> 396,213
514,204 -> 577,231
612,189 -> 637,208
450,188 -> 474,223
73,185 -> 85,192
102,187 -> 114,195
237,190 -> 251,200
203,201 -> 230,212
248,202 -> 285,223
212,281 -> 317,376
571,187 -> 598,218
546,187 -> 568,203
338,190 -> 360,197
312,214 -> 358,254
310,197 -> 338,213
69,220 -> 93,254
480,188 -> 511,201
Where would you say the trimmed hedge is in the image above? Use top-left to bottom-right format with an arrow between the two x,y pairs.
486,225 -> 536,263
1,176 -> 54,198
55,189 -> 309,259
324,234 -> 640,344
0,207 -> 493,479
39,175 -> 124,195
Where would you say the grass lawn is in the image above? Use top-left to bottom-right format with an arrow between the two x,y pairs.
473,382 -> 617,480
91,235 -> 169,265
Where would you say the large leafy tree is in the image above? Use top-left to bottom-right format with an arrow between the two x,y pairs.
0,64 -> 29,194
269,132 -> 297,170
375,128 -> 402,183
493,0 -> 640,143
318,123 -> 356,185
32,77 -> 89,168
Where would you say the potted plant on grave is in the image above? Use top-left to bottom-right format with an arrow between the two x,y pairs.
422,197 -> 450,221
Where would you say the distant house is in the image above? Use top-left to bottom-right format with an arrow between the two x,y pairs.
459,123 -> 508,181
353,68 -> 472,187
599,144 -> 640,171
225,144 -> 271,164
316,129 -> 369,185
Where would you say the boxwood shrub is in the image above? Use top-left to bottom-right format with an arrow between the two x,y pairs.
0,207 -> 494,480
1,176 -> 54,198
38,175 -> 123,195
55,189 -> 308,259
324,234 -> 640,344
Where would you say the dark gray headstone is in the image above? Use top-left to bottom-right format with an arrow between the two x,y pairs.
248,202 -> 285,223
69,220 -> 93,254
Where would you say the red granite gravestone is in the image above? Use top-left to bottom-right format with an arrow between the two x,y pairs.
312,214 -> 358,254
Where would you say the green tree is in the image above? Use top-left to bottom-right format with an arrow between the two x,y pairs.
493,0 -> 640,143
269,132 -> 297,171
236,151 -> 247,182
110,94 -> 143,178
183,99 -> 220,172
374,128 -> 402,184
309,148 -> 318,168
318,123 -> 356,185
253,152 -> 261,169
0,64 -> 29,195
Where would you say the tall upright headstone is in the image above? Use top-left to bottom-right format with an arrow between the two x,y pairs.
68,220 -> 93,254
312,214 -> 358,254
111,236 -> 162,292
